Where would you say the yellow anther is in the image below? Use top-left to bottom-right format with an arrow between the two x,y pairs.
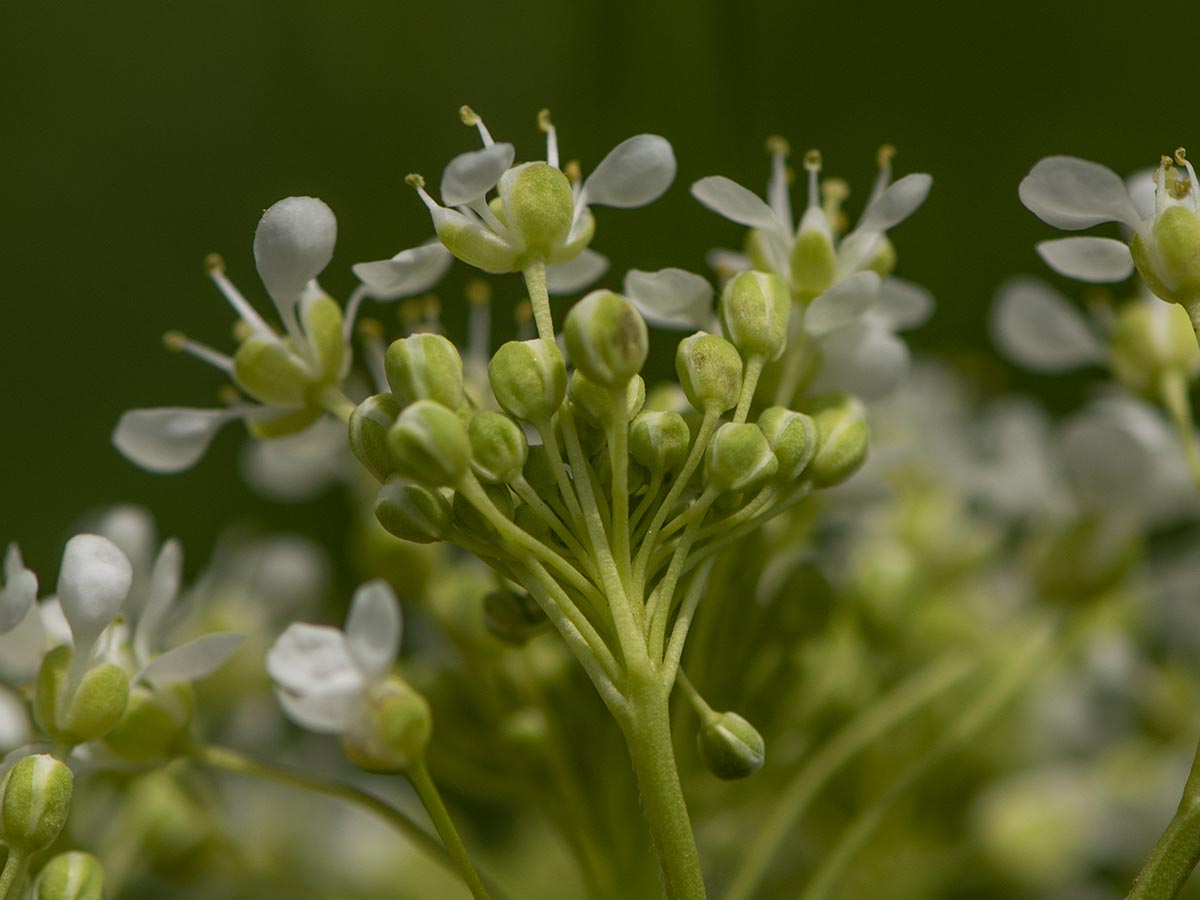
803,149 -> 822,172
232,320 -> 253,342
405,173 -> 426,189
1175,147 -> 1189,165
203,252 -> 225,274
538,108 -> 553,132
421,294 -> 442,318
766,135 -> 791,157
514,299 -> 533,324
216,385 -> 241,406
356,317 -> 384,340
466,278 -> 493,305
400,299 -> 422,325
564,159 -> 582,182
163,330 -> 187,352
821,177 -> 850,202
459,105 -> 480,126
876,144 -> 896,169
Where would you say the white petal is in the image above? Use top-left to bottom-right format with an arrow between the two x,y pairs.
582,135 -> 676,208
855,174 -> 933,233
0,689 -> 30,753
1059,400 -> 1171,516
345,579 -> 402,681
440,143 -> 516,207
276,685 -> 361,734
812,319 -> 910,401
0,603 -> 47,682
93,506 -> 157,577
133,539 -> 182,665
38,598 -> 72,649
1126,168 -> 1157,222
546,249 -> 610,294
1036,237 -> 1133,283
623,268 -> 715,331
137,633 -> 243,686
352,241 -> 453,301
1018,156 -> 1141,230
705,248 -> 751,278
267,623 -> 362,694
57,535 -> 132,650
0,545 -> 37,634
690,176 -> 780,230
990,277 -> 1106,372
804,271 -> 882,336
874,277 -> 935,331
113,407 -> 242,474
254,196 -> 338,309
239,417 -> 347,502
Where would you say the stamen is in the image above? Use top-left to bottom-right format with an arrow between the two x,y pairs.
803,149 -> 822,210
821,177 -> 851,234
163,330 -> 234,373
1174,147 -> 1197,207
216,384 -> 243,406
232,320 -> 253,343
356,317 -> 389,394
459,105 -> 495,147
400,299 -> 423,336
421,294 -> 444,334
564,159 -> 582,184
766,135 -> 793,228
466,279 -> 492,377
342,283 -> 369,342
515,299 -> 535,341
1156,155 -> 1174,215
406,173 -> 440,212
204,253 -> 278,340
539,108 -> 560,169
868,144 -> 896,206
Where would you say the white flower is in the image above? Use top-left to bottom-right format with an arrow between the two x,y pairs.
990,277 -> 1107,373
267,580 -> 401,734
622,268 -> 716,331
366,107 -> 675,297
0,544 -> 38,635
114,197 -> 353,474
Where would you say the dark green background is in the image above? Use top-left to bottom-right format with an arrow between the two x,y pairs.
2,0 -> 1168,574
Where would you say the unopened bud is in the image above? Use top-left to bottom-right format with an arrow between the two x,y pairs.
342,677 -> 432,773
720,271 -> 791,361
630,411 -> 691,474
484,589 -> 547,644
453,481 -> 514,538
36,646 -> 130,745
375,479 -> 453,544
489,339 -> 567,423
705,423 -> 778,493
697,712 -> 765,780
385,333 -> 464,409
387,400 -> 471,487
522,444 -> 560,493
676,332 -> 743,413
468,412 -> 529,484
757,407 -> 819,480
564,290 -> 649,387
0,754 -> 73,851
349,394 -> 401,482
808,393 -> 869,487
34,851 -> 105,900
1110,299 -> 1200,394
569,370 -> 645,425
1132,205 -> 1200,306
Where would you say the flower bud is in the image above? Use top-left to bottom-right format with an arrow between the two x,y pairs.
35,646 -> 130,745
1110,299 -> 1200,394
1131,205 -> 1200,306
808,393 -> 869,487
497,162 -> 576,260
468,412 -> 529,484
720,271 -> 791,361
569,370 -> 645,426
349,394 -> 401,482
387,400 -> 471,487
102,683 -> 195,764
375,479 -> 452,544
233,335 -> 311,407
705,423 -> 778,494
697,712 -> 765,780
342,676 -> 432,773
522,444 -> 560,493
629,411 -> 691,474
0,754 -> 73,851
757,407 -> 819,481
34,851 -> 105,900
676,332 -> 743,414
489,339 -> 567,423
385,333 -> 464,409
33,852 -> 103,900
483,588 -> 547,645
453,482 -> 514,538
564,291 -> 649,388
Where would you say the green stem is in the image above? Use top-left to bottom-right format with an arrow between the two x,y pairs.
733,356 -> 765,424
0,846 -> 28,900
1159,368 -> 1200,496
609,386 -> 634,588
318,386 -> 356,422
523,259 -> 555,343
1127,737 -> 1200,899
407,760 -> 493,900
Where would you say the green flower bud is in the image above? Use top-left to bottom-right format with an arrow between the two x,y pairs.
374,479 -> 452,544
102,683 -> 195,764
720,271 -> 791,361
385,333 -> 464,409
705,423 -> 778,494
453,482 -> 514,538
301,294 -> 347,384
34,851 -> 105,900
676,332 -> 743,414
498,162 -> 576,261
808,393 -> 869,487
757,406 -> 819,480
489,339 -> 567,423
522,444 -> 560,493
349,394 -> 401,482
569,371 -> 646,426
387,400 -> 471,487
1131,205 -> 1200,306
564,290 -> 649,387
36,646 -> 130,745
342,677 -> 432,773
0,754 -> 73,851
233,335 -> 310,407
1110,300 -> 1200,394
468,411 -> 529,484
483,588 -> 547,645
629,411 -> 691,474
697,712 -> 765,781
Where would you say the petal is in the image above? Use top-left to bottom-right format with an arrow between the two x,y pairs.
1126,168 -> 1157,222
133,539 -> 182,665
254,196 -> 338,309
546,249 -> 610,294
1018,156 -> 1141,230
0,545 -> 38,634
1036,237 -> 1134,283
623,268 -> 715,331
804,271 -> 883,336
690,176 -> 780,230
812,319 -> 910,401
345,579 -> 402,681
113,407 -> 242,474
582,135 -> 676,208
0,603 -> 47,681
136,633 -> 244,686
239,417 -> 347,502
276,685 -> 361,734
874,277 -> 935,331
93,506 -> 158,577
855,173 -> 933,233
352,241 -> 453,301
440,143 -> 516,207
705,248 -> 751,278
990,277 -> 1105,372
57,534 -> 132,651
0,688 -> 31,753
266,623 -> 361,695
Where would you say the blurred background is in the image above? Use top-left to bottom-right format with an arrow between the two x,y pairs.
1,0 -> 1168,573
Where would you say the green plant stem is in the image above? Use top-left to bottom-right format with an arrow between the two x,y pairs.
721,654 -> 975,900
318,386 -> 357,422
1159,368 -> 1200,496
0,846 -> 28,900
533,416 -> 588,529
662,561 -> 716,686
631,471 -> 665,535
407,760 -> 494,900
648,492 -> 716,656
1127,738 -> 1200,900
512,475 -> 599,580
523,259 -> 555,343
609,386 -> 634,588
733,356 -> 765,424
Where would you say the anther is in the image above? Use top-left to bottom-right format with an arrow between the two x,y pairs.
766,135 -> 791,158
216,385 -> 242,406
539,108 -> 559,169
876,144 -> 896,170
466,278 -> 493,306
803,149 -> 822,172
163,330 -> 188,352
564,160 -> 582,183
203,253 -> 225,275
458,105 -> 494,146
405,173 -> 426,189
